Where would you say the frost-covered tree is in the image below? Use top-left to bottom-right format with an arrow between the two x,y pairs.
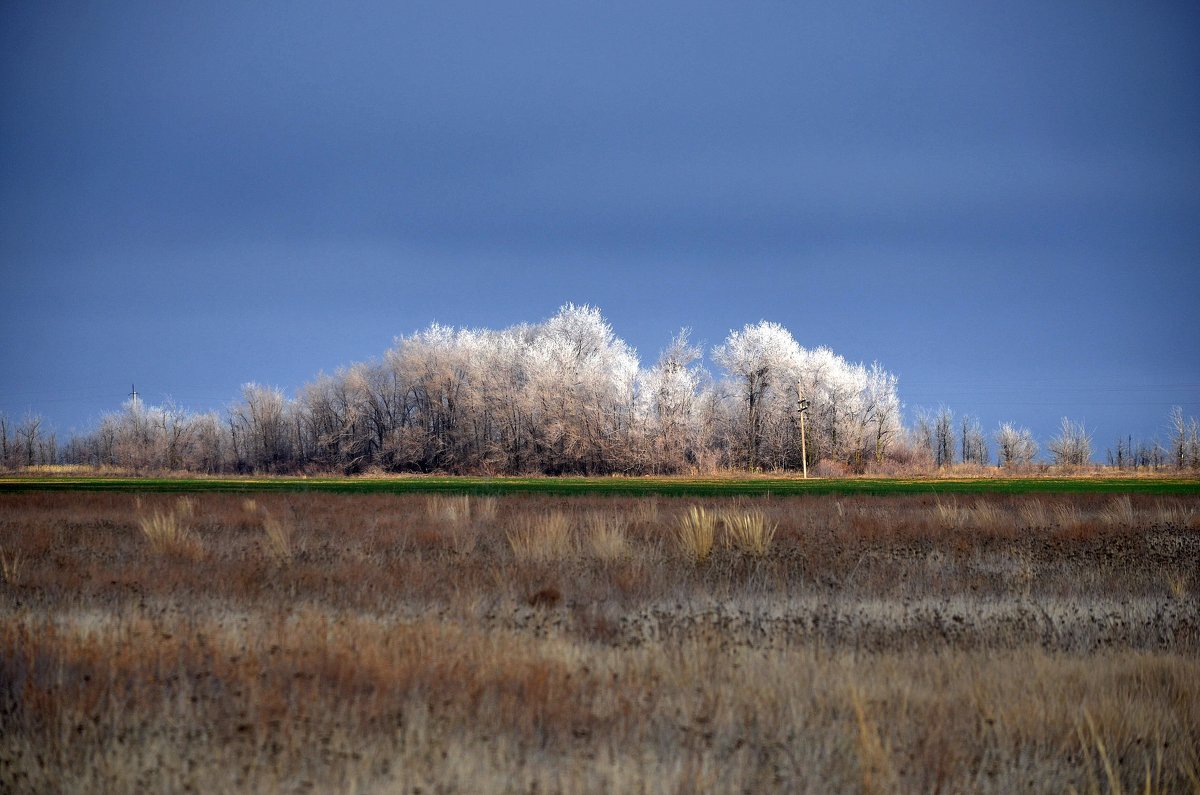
1048,417 -> 1091,467
232,384 -> 293,472
1169,406 -> 1200,470
526,304 -> 640,473
712,323 -> 902,472
863,362 -> 902,465
641,329 -> 706,472
54,305 -> 906,475
712,321 -> 802,470
994,422 -> 1037,467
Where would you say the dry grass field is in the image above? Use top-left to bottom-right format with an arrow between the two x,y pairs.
1,490 -> 1198,793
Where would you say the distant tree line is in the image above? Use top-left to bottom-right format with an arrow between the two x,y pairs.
6,304 -> 1199,475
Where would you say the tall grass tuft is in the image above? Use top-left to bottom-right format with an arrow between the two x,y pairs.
1052,503 -> 1084,532
1099,495 -> 1138,529
137,498 -> 202,558
507,512 -> 573,563
0,546 -> 24,586
1153,500 -> 1196,529
582,512 -> 629,561
1166,570 -> 1191,601
631,497 -> 659,526
967,501 -> 1005,530
427,494 -> 472,524
676,506 -> 717,563
472,495 -> 498,524
849,686 -> 896,795
1018,498 -> 1049,529
262,514 -> 293,564
935,498 -> 966,530
721,509 -> 777,557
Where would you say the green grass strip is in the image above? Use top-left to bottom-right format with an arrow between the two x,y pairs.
1,475 -> 1197,497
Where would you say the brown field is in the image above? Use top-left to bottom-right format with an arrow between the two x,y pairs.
1,491 -> 1198,793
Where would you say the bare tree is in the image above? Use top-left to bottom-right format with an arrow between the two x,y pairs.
1169,406 -> 1200,470
1048,417 -> 1091,467
16,414 -> 44,467
994,422 -> 1037,467
0,413 -> 9,469
232,384 -> 292,472
934,406 -> 955,468
959,414 -> 988,466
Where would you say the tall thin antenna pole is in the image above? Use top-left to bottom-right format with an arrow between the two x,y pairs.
797,382 -> 809,479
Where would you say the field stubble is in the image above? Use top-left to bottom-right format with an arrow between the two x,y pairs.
1,490 -> 1198,793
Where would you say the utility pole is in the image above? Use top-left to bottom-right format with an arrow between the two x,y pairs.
129,384 -> 140,408
796,382 -> 810,479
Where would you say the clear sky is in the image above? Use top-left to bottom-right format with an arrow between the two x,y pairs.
2,1 -> 1198,457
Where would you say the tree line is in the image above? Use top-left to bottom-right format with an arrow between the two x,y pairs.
5,305 -> 1199,474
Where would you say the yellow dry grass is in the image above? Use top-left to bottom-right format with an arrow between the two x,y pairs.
675,505 -> 717,563
720,508 -> 777,556
506,511 -> 573,562
136,497 -> 202,558
0,490 -> 1196,794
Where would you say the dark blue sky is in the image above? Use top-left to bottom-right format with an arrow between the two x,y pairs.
3,1 -> 1198,456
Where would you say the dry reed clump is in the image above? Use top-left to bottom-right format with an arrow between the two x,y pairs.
676,506 -> 717,563
849,685 -> 897,795
507,511 -> 573,562
934,498 -> 966,530
1018,498 -> 1050,529
1100,495 -> 1139,529
1070,709 -> 1198,795
0,546 -> 24,586
1153,500 -> 1197,529
137,498 -> 202,558
630,497 -> 659,527
968,500 -> 1006,531
262,513 -> 294,564
1165,571 -> 1191,601
720,509 -> 777,557
1053,502 -> 1085,532
426,493 -> 473,524
426,494 -> 487,555
472,495 -> 498,524
582,512 -> 629,561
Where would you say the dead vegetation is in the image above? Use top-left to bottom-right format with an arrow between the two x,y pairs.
1,490 -> 1198,793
